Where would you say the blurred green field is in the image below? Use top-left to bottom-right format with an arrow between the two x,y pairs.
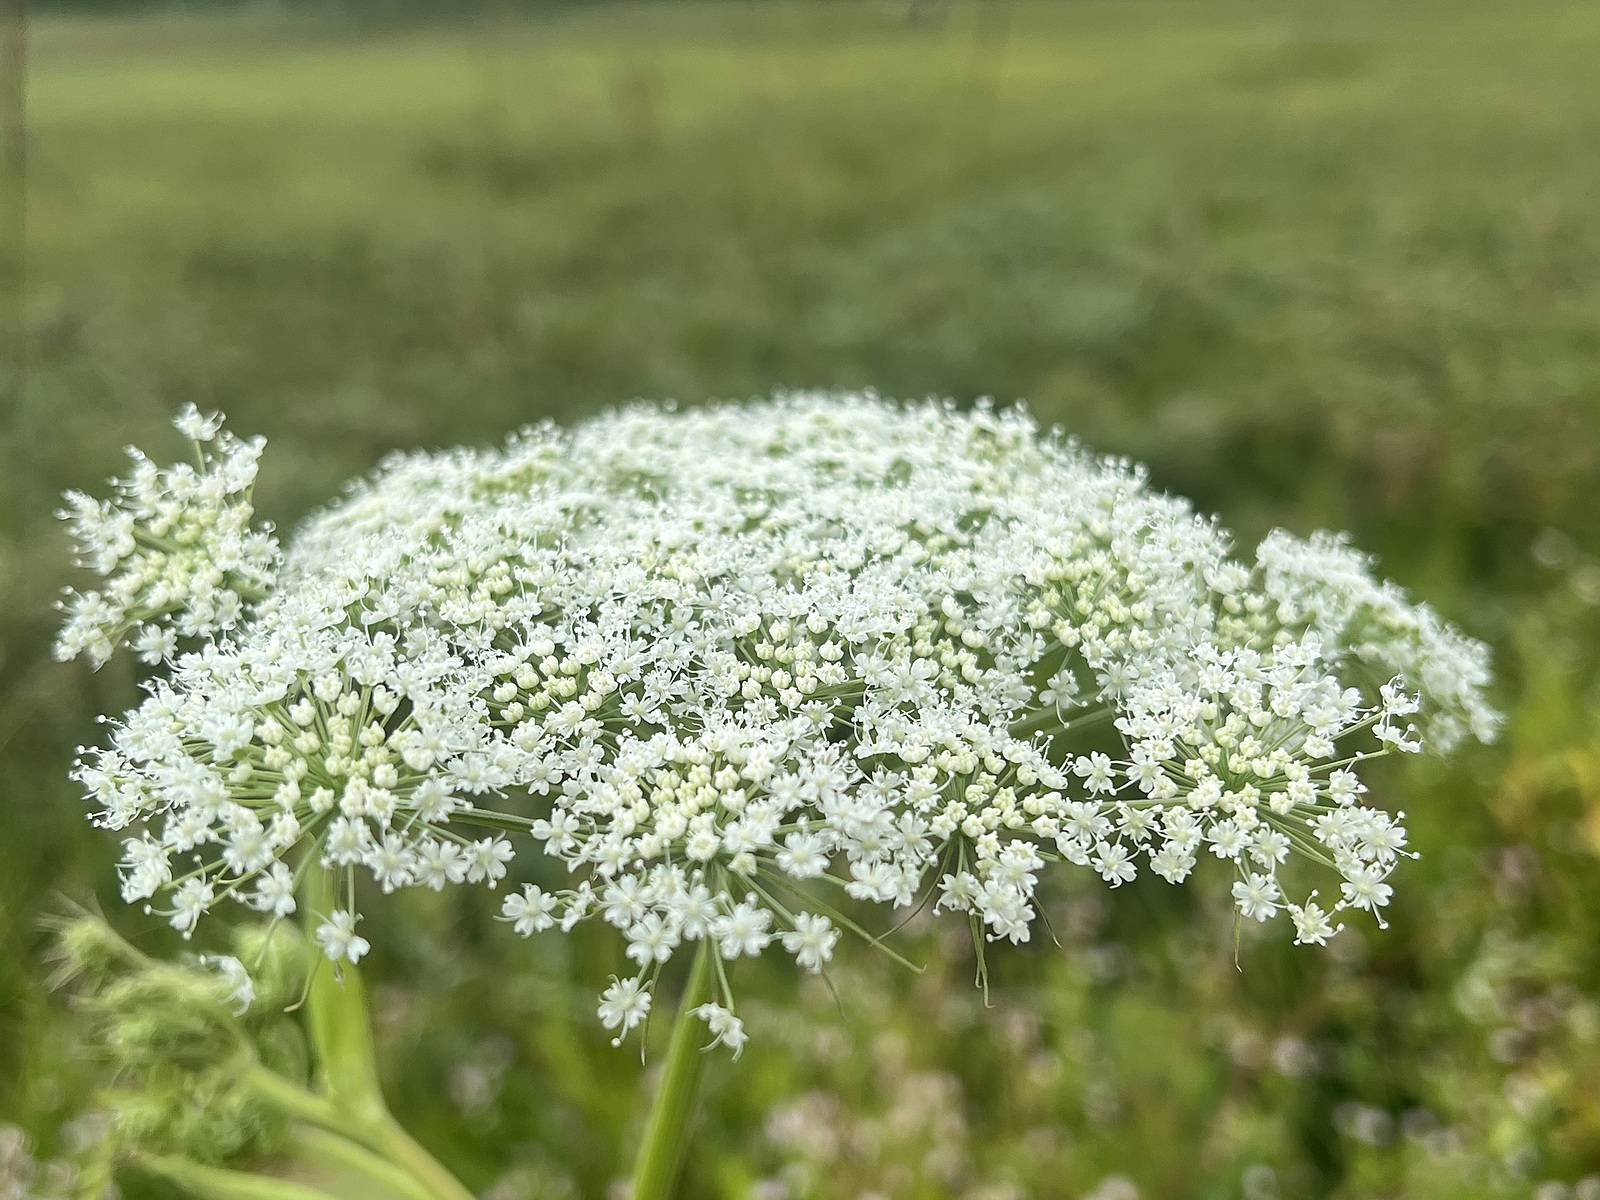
5,1 -> 1600,1197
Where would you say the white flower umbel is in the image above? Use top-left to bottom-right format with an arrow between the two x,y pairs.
66,394 -> 1498,1050
56,406 -> 281,667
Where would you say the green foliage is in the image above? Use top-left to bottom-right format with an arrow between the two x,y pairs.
51,917 -> 291,1172
5,1 -> 1600,1197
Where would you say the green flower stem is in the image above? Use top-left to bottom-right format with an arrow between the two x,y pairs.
244,1066 -> 472,1200
139,1155 -> 340,1200
295,866 -> 477,1200
245,1066 -> 372,1146
294,1126 -> 439,1200
630,940 -> 715,1200
1007,703 -> 1114,739
367,1115 -> 478,1200
246,1064 -> 474,1200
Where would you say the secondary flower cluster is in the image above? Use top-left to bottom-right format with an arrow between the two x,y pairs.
63,396 -> 1498,1051
56,405 -> 280,668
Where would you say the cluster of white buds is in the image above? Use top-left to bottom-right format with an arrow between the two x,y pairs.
62,395 -> 1498,1051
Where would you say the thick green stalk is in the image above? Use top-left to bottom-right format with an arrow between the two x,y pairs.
293,1126 -> 438,1200
297,867 -> 476,1200
367,1116 -> 477,1200
629,941 -> 714,1200
253,1049 -> 474,1200
245,1065 -> 378,1148
139,1156 -> 340,1200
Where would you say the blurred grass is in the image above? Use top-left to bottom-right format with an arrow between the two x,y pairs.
4,1 -> 1600,1196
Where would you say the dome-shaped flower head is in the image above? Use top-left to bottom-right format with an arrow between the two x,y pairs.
66,396 -> 1498,1049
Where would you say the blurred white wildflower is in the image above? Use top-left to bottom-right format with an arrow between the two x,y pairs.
1333,1101 -> 1394,1146
764,1071 -> 973,1197
65,394 -> 1499,1051
0,1124 -> 77,1200
1082,1177 -> 1139,1200
1241,1164 -> 1277,1200
0,1126 -> 35,1200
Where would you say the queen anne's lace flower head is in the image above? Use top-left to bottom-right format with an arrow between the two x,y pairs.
63,395 -> 1499,1051
56,405 -> 280,667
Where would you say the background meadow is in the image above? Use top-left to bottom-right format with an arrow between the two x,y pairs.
3,1 -> 1600,1196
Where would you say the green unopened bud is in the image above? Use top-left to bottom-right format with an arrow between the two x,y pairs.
106,1066 -> 286,1165
95,970 -> 244,1076
48,913 -> 145,989
167,1071 -> 286,1165
109,1088 -> 176,1154
254,1017 -> 312,1086
232,922 -> 311,1015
